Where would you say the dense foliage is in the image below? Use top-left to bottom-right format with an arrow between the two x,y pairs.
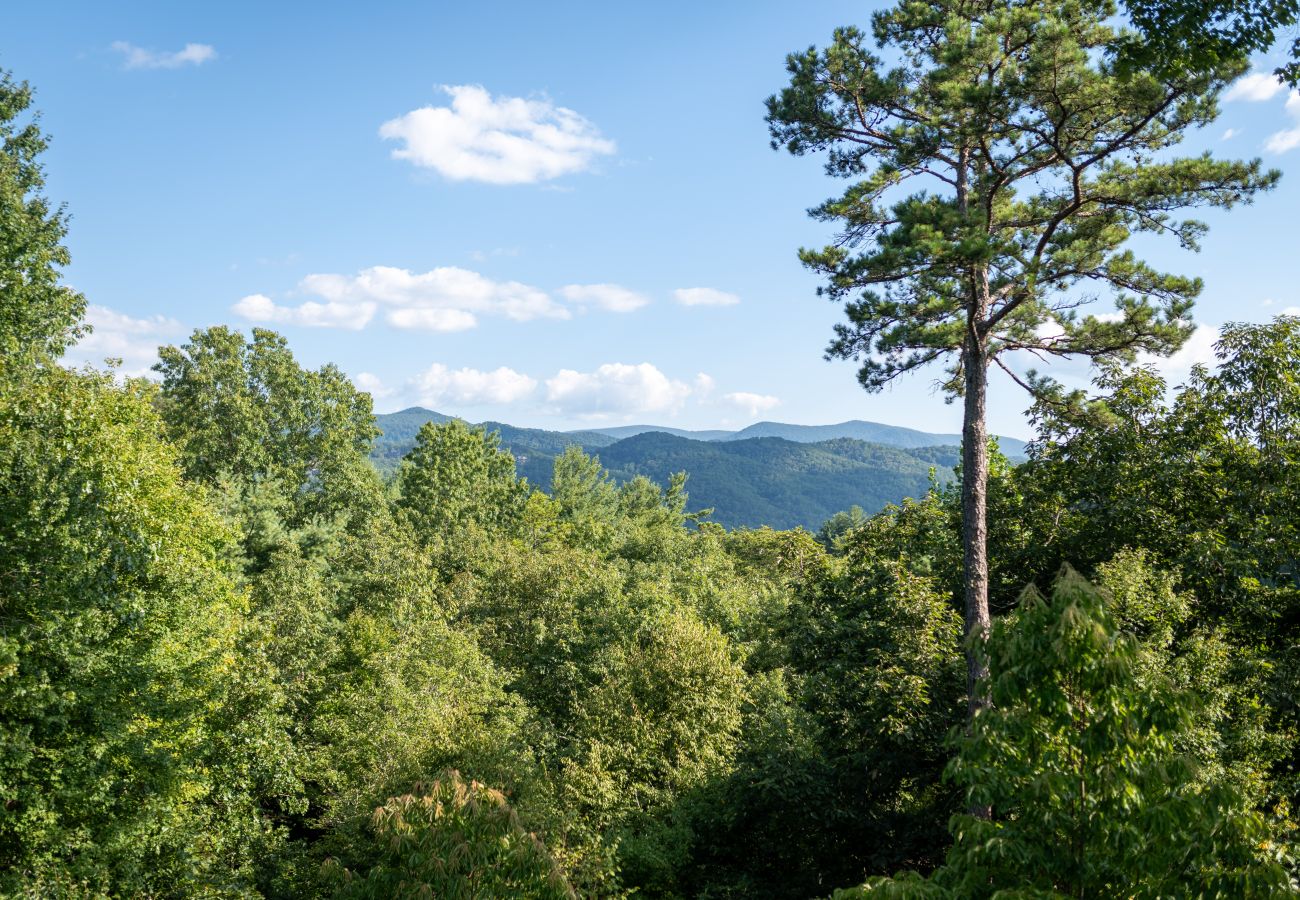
5,2 -> 1300,895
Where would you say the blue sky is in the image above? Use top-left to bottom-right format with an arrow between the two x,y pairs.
10,1 -> 1300,438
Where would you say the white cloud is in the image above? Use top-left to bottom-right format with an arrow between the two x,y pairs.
673,287 -> 741,307
1221,128 -> 1238,140
1266,127 -> 1300,153
1138,323 -> 1220,382
1224,71 -> 1286,102
1264,90 -> 1300,153
545,362 -> 691,418
354,372 -> 395,400
234,265 -> 568,332
63,304 -> 186,378
233,292 -> 377,330
380,84 -> 615,185
559,283 -> 649,313
693,373 -> 716,397
1223,76 -> 1300,153
1280,306 -> 1300,316
412,363 -> 537,407
723,391 -> 780,417
1033,316 -> 1068,342
385,308 -> 479,331
112,41 -> 216,70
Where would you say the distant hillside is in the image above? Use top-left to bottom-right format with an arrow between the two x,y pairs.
372,407 -> 612,475
593,432 -> 957,530
371,408 -> 986,529
574,417 -> 1028,457
721,420 -> 1028,457
583,424 -> 736,441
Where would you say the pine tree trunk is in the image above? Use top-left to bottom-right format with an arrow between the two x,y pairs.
961,333 -> 991,721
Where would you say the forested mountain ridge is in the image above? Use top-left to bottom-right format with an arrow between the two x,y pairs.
373,407 -> 961,528
722,420 -> 1028,456
372,406 -> 615,472
376,407 -> 1028,460
593,431 -> 958,529
581,423 -> 735,441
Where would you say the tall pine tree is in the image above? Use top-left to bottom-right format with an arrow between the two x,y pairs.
767,0 -> 1278,719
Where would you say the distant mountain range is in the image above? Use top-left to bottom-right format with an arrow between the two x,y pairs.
581,419 -> 1027,455
371,407 -> 1026,530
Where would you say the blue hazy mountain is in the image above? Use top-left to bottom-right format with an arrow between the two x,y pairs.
720,420 -> 1028,457
592,431 -> 958,530
577,418 -> 1027,457
580,424 -> 736,441
372,408 -> 991,530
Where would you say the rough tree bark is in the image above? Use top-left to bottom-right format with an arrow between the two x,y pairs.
962,316 -> 991,718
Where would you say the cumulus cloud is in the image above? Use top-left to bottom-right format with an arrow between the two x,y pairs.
1221,128 -> 1238,140
63,304 -> 186,378
673,287 -> 741,307
233,292 -> 378,330
412,363 -> 537,406
1264,91 -> 1300,153
354,372 -> 395,400
1138,323 -> 1221,383
1266,128 -> 1300,153
1224,71 -> 1287,102
545,362 -> 691,418
723,391 -> 780,417
559,283 -> 649,313
1222,74 -> 1300,153
234,265 -> 568,332
380,85 -> 615,185
112,41 -> 216,70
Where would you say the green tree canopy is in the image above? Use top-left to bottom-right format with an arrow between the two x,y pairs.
0,366 -> 291,895
154,326 -> 379,525
0,69 -> 84,363
1119,0 -> 1300,86
395,419 -> 529,547
845,568 -> 1290,898
324,771 -> 574,900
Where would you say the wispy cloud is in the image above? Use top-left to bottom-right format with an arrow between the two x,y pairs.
673,287 -> 740,307
1224,71 -> 1300,153
559,283 -> 650,313
380,85 -> 615,185
1265,91 -> 1300,154
112,41 -> 216,70
722,391 -> 780,417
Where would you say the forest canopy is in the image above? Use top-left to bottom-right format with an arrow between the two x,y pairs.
3,0 -> 1300,896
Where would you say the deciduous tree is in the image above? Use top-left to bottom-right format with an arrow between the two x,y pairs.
0,69 -> 84,363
